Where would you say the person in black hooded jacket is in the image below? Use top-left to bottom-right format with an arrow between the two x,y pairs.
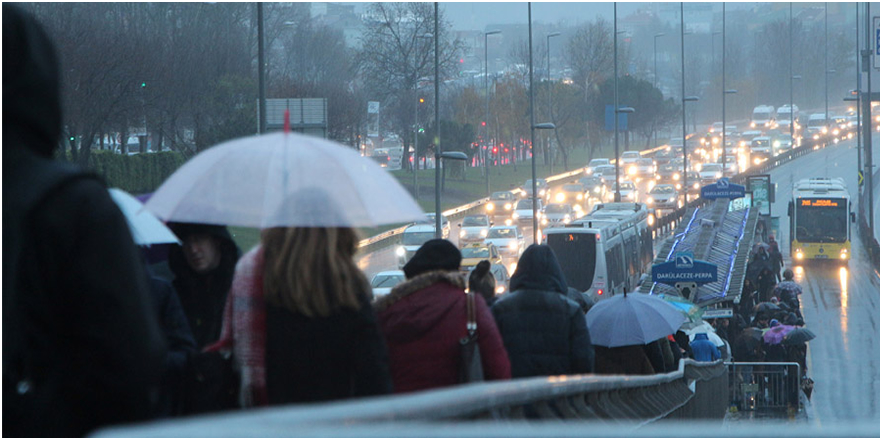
490,245 -> 594,377
2,5 -> 166,436
167,222 -> 241,349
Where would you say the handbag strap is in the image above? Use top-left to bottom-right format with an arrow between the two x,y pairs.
466,292 -> 477,337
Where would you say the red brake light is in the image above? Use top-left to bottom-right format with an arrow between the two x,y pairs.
596,233 -> 601,242
597,289 -> 604,295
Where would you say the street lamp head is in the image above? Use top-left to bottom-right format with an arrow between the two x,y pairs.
616,107 -> 635,113
534,122 -> 556,130
548,31 -> 561,38
683,96 -> 700,102
485,30 -> 501,36
792,75 -> 802,80
654,32 -> 666,38
420,33 -> 434,39
724,89 -> 738,94
843,96 -> 859,102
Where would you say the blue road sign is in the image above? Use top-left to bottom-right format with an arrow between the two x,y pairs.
604,105 -> 629,131
701,177 -> 746,200
652,251 -> 718,286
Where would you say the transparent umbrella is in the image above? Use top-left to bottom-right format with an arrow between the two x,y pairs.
145,132 -> 424,228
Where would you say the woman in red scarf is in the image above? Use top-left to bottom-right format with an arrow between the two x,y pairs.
208,226 -> 392,407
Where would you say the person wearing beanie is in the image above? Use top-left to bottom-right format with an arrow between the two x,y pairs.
468,260 -> 498,306
375,239 -> 511,393
490,245 -> 595,377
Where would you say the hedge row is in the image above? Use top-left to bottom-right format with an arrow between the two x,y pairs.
63,151 -> 187,195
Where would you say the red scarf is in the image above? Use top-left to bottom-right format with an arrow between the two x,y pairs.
205,246 -> 268,407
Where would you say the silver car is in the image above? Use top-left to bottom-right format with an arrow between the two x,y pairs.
483,226 -> 525,260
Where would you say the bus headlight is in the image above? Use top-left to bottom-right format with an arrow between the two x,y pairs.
487,202 -> 495,211
795,249 -> 804,260
556,193 -> 566,202
396,246 -> 406,257
673,173 -> 680,181
750,122 -> 756,128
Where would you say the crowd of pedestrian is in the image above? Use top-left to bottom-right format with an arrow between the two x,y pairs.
3,5 -> 811,435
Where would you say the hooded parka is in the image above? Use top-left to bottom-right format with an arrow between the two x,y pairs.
490,245 -> 595,378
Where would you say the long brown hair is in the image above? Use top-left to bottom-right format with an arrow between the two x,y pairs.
261,227 -> 369,317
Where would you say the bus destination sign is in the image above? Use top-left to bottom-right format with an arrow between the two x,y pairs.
800,199 -> 840,207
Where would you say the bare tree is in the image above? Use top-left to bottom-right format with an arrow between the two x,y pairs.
357,2 -> 465,169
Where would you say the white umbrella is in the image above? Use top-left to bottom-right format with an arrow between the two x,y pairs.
586,292 -> 687,348
108,188 -> 180,246
145,132 -> 424,228
684,322 -> 726,347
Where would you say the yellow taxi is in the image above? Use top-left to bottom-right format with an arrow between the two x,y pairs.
459,242 -> 504,274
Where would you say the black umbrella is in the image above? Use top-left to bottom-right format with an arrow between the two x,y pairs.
754,302 -> 781,314
783,327 -> 816,345
741,327 -> 765,341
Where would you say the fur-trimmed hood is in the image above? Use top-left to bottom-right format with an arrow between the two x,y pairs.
374,270 -> 465,313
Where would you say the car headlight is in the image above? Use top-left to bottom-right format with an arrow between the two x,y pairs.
504,218 -> 513,226
754,158 -> 761,165
715,172 -> 722,178
480,229 -> 488,237
539,189 -> 546,196
563,215 -> 571,223
821,127 -> 828,134
495,285 -> 506,295
628,166 -> 637,175
646,197 -> 654,204
577,194 -> 583,200
504,203 -> 512,210
508,242 -> 518,250
486,202 -> 495,211
396,246 -> 406,257
813,134 -> 819,140
512,212 -> 519,219
675,183 -> 682,189
459,230 -> 467,238
556,193 -> 565,202
693,182 -> 700,189
673,173 -> 680,180
541,218 -> 548,225
750,122 -> 756,128
594,187 -> 601,193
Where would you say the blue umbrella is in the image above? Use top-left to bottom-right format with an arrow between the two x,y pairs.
587,291 -> 687,348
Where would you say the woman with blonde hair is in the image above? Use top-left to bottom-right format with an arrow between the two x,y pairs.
208,220 -> 392,407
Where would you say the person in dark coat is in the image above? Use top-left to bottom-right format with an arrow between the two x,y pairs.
690,333 -> 721,362
3,5 -> 166,436
593,345 -> 656,375
644,339 -> 668,373
491,245 -> 594,377
674,330 -> 693,359
468,260 -> 498,307
168,222 -> 241,349
767,235 -> 784,282
566,287 -> 592,314
146,273 -> 197,417
376,239 -> 511,393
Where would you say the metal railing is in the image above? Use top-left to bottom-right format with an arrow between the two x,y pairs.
727,362 -> 801,413
95,359 -> 727,437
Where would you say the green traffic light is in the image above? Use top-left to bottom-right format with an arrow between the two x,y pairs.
141,82 -> 146,88
69,136 -> 75,141
418,128 -> 425,133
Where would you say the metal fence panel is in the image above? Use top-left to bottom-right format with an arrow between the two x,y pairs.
726,362 -> 801,413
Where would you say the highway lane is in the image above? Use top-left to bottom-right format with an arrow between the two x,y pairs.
768,138 -> 880,422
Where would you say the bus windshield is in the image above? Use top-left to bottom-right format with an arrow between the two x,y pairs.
546,232 -> 597,292
795,198 -> 848,243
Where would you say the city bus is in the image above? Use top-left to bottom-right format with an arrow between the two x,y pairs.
787,177 -> 855,264
545,203 -> 653,297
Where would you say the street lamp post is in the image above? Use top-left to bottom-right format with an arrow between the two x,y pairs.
653,33 -> 666,89
824,2 -> 828,122
791,74 -> 801,146
484,30 -> 501,197
528,2 -> 555,244
433,1 -> 442,238
614,2 -> 620,202
546,31 -> 561,174
789,3 -> 795,147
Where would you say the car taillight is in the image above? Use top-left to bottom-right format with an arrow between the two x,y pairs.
597,289 -> 604,295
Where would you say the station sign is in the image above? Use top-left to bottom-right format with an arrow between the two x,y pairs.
702,309 -> 733,319
701,177 -> 746,200
651,251 -> 719,286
